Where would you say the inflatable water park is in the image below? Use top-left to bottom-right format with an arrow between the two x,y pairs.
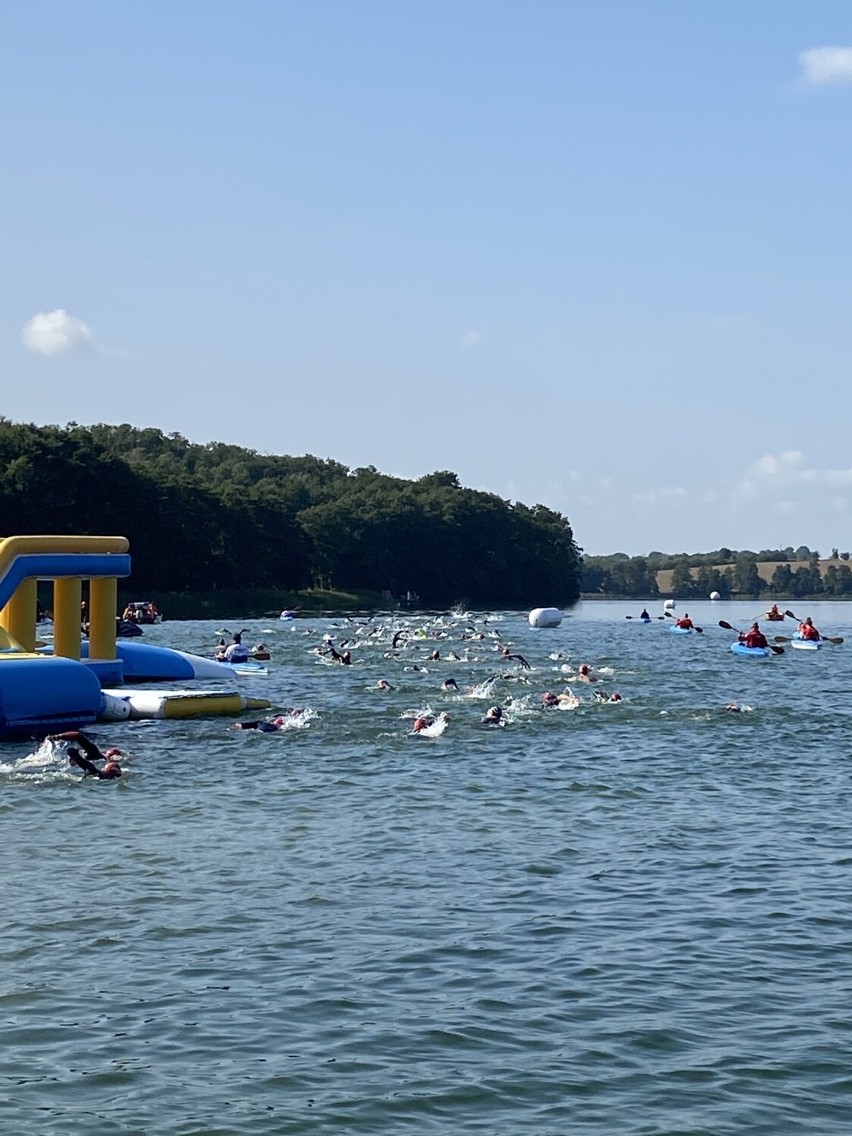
0,535 -> 269,737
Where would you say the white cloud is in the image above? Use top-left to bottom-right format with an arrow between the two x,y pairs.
460,329 -> 480,349
800,46 -> 852,85
21,309 -> 93,356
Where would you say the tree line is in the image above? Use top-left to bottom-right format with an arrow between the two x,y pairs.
0,420 -> 582,608
583,549 -> 852,599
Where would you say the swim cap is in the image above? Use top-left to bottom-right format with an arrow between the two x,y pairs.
105,747 -> 122,758
102,761 -> 122,778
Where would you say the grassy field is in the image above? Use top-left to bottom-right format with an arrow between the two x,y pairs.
655,560 -> 837,595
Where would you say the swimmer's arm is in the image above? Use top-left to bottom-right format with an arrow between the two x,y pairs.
51,730 -> 103,761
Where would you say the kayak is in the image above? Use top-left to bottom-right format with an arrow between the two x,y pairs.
669,625 -> 694,635
231,661 -> 270,675
730,642 -> 770,658
791,637 -> 821,651
639,616 -> 651,623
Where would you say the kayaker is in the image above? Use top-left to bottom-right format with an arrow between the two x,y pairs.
798,616 -> 821,641
639,609 -> 651,620
740,622 -> 768,649
217,632 -> 249,663
676,613 -> 694,629
50,730 -> 123,779
765,604 -> 783,621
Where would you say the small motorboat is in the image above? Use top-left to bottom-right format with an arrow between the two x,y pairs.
123,601 -> 162,624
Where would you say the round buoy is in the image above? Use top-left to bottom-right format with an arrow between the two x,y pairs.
663,599 -> 676,610
709,591 -> 721,601
528,607 -> 563,628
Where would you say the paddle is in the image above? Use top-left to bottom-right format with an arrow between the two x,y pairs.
718,620 -> 784,654
783,610 -> 843,643
774,633 -> 844,645
664,611 -> 703,632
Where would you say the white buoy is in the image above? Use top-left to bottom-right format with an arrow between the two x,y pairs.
528,607 -> 563,628
663,599 -> 676,610
710,591 -> 721,601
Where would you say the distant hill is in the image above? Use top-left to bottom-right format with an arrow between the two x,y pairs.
655,560 -> 829,594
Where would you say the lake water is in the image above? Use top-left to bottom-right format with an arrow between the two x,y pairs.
2,600 -> 852,1135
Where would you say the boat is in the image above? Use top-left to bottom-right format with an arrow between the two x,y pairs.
730,642 -> 771,658
764,612 -> 785,622
791,636 -> 821,651
123,601 -> 162,624
668,625 -> 694,635
228,659 -> 270,676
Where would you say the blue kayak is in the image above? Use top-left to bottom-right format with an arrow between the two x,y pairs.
730,642 -> 770,658
791,636 -> 821,651
669,625 -> 694,635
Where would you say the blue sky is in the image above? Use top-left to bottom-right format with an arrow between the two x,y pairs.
3,1 -> 852,555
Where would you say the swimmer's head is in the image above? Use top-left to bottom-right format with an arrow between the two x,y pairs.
104,747 -> 122,759
579,665 -> 589,675
102,761 -> 122,778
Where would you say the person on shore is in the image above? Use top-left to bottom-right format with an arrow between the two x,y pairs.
51,730 -> 123,779
740,622 -> 768,649
798,616 -> 821,641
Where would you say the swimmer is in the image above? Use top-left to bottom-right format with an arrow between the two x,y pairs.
725,702 -> 742,713
500,648 -> 531,669
375,678 -> 395,691
482,705 -> 504,725
442,678 -> 460,691
574,664 -> 596,683
593,690 -> 622,703
324,647 -> 352,665
50,730 -> 123,779
413,711 -> 449,735
234,711 -> 303,731
541,690 -> 580,708
428,650 -> 441,661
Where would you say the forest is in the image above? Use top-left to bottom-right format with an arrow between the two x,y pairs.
583,548 -> 852,599
0,420 -> 582,609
